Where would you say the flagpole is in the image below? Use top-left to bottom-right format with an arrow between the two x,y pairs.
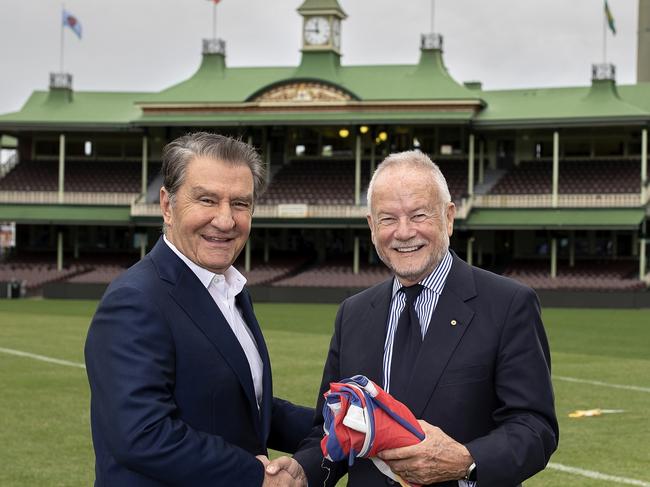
603,5 -> 607,63
430,0 -> 435,32
212,2 -> 217,39
60,4 -> 65,72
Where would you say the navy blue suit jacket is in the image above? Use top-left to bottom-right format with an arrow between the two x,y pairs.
85,238 -> 313,486
294,252 -> 558,487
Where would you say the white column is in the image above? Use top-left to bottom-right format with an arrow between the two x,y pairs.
467,134 -> 475,197
466,237 -> 474,266
264,229 -> 270,264
488,140 -> 497,170
552,131 -> 559,208
245,240 -> 251,272
355,134 -> 362,205
73,228 -> 79,259
478,139 -> 485,184
353,236 -> 360,275
550,237 -> 557,278
57,231 -> 64,271
140,236 -> 146,260
265,141 -> 272,184
640,238 -> 647,280
641,128 -> 647,204
640,222 -> 647,280
58,134 -> 66,204
141,135 -> 149,196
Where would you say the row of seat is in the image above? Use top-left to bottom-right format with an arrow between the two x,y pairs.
2,158 -> 642,201
0,161 -> 161,193
3,258 -> 643,293
491,159 -> 641,195
503,259 -> 643,291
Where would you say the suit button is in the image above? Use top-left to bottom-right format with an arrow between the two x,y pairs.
385,479 -> 396,485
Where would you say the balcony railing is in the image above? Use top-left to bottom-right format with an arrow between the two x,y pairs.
130,203 -> 370,219
1,191 -> 643,215
0,191 -> 138,205
130,198 -> 475,220
0,153 -> 18,178
472,193 -> 643,208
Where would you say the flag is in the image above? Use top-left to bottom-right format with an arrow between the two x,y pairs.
604,0 -> 616,35
206,0 -> 221,4
320,375 -> 425,487
62,10 -> 82,39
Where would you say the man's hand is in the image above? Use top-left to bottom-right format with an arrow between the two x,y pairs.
257,455 -> 271,467
263,456 -> 307,487
377,420 -> 474,485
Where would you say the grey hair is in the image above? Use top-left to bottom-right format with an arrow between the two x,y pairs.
162,132 -> 266,205
366,150 -> 451,210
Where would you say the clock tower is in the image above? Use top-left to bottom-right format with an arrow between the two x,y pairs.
297,0 -> 347,54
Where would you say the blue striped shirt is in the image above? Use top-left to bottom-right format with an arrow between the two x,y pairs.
382,250 -> 453,394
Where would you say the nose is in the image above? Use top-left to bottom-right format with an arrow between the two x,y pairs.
394,216 -> 416,240
210,202 -> 236,231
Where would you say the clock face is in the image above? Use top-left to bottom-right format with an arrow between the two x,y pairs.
332,19 -> 341,49
304,16 -> 331,46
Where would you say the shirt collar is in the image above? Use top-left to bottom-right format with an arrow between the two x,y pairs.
391,249 -> 453,298
163,235 -> 247,293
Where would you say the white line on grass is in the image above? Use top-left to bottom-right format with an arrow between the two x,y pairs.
0,347 -> 85,369
554,375 -> 650,393
549,462 -> 650,486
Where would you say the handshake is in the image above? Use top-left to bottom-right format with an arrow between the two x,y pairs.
257,455 -> 307,487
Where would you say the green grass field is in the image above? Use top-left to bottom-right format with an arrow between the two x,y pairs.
0,300 -> 649,486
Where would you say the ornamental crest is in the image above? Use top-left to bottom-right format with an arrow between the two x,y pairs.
253,82 -> 352,103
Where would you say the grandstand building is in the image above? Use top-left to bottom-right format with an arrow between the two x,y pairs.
0,0 -> 648,305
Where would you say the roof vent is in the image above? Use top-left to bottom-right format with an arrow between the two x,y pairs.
421,33 -> 443,51
49,72 -> 73,90
203,38 -> 226,55
591,63 -> 615,81
464,81 -> 482,91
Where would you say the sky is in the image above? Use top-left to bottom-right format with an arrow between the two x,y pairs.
0,0 -> 641,116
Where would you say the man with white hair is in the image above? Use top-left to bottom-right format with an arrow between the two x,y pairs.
291,150 -> 558,487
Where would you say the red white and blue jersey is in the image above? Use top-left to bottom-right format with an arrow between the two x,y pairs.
320,375 -> 425,486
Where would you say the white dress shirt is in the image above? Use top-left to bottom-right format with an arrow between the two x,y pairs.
163,236 -> 264,409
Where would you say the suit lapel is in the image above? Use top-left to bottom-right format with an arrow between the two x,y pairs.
359,280 -> 394,386
405,253 -> 477,417
236,290 -> 272,442
150,238 -> 262,438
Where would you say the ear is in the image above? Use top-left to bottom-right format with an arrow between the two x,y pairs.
160,187 -> 173,227
445,202 -> 456,237
366,213 -> 377,246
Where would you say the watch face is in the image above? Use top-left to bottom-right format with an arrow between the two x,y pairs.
332,19 -> 341,49
304,16 -> 331,45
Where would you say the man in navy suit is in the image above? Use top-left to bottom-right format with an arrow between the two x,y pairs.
85,133 -> 311,486
292,151 -> 558,486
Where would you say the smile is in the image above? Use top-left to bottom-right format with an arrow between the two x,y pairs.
394,245 -> 423,253
202,235 -> 233,243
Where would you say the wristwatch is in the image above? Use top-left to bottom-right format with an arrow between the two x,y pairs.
464,462 -> 477,481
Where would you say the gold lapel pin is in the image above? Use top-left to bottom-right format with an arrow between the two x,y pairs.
451,319 -> 457,326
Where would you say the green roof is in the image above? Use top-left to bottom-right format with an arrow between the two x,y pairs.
1,46 -> 650,129
476,80 -> 650,127
0,91 -> 146,129
141,49 -> 480,104
465,208 -> 645,230
297,0 -> 346,16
